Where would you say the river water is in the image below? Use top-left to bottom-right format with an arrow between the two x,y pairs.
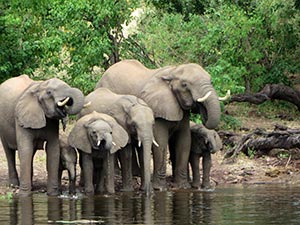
0,184 -> 299,224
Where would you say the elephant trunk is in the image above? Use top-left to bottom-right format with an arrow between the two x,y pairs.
142,140 -> 152,196
194,88 -> 221,129
64,88 -> 85,115
203,90 -> 221,129
138,133 -> 153,196
103,133 -> 113,151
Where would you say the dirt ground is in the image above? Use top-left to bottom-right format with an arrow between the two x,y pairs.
0,103 -> 299,195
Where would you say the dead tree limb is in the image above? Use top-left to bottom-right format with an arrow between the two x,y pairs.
230,84 -> 300,110
224,125 -> 300,159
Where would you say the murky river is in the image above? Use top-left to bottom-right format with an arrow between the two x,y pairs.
0,184 -> 299,224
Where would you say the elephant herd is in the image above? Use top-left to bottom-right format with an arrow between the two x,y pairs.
0,59 -> 228,197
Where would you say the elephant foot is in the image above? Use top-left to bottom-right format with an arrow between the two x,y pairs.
85,190 -> 95,196
200,183 -> 215,192
9,178 -> 19,188
18,189 -> 32,197
172,181 -> 191,190
191,181 -> 201,189
152,179 -> 167,191
47,189 -> 60,196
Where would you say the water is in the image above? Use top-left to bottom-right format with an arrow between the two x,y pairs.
0,184 -> 300,224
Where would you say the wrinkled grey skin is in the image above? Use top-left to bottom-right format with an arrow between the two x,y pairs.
0,75 -> 84,196
79,88 -> 155,196
68,112 -> 128,195
189,122 -> 222,190
97,60 -> 222,190
59,134 -> 77,195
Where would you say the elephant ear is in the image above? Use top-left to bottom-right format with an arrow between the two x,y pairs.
15,82 -> 46,129
68,115 -> 93,154
99,113 -> 129,154
139,67 -> 183,121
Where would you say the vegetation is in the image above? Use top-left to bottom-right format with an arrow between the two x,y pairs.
1,0 -> 299,97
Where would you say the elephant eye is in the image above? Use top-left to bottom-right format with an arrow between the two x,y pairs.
46,90 -> 52,95
181,82 -> 187,88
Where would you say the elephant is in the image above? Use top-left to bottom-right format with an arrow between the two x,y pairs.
79,88 -> 156,195
97,59 -> 228,190
58,134 -> 78,195
0,75 -> 84,196
188,122 -> 222,190
68,111 -> 129,195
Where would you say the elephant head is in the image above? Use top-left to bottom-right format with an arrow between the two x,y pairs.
15,78 -> 85,129
68,111 -> 129,154
190,122 -> 222,154
140,64 -> 224,129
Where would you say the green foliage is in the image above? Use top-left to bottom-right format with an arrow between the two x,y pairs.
148,0 -> 209,18
247,147 -> 256,159
219,114 -> 242,130
1,0 -> 299,99
0,191 -> 13,201
0,0 -> 139,94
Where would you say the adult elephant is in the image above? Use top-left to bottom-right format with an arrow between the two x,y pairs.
79,88 -> 156,195
0,75 -> 84,196
69,111 -> 128,195
97,59 -> 227,190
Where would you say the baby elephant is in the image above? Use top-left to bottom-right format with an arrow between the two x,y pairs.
68,111 -> 129,195
58,134 -> 78,195
189,122 -> 222,190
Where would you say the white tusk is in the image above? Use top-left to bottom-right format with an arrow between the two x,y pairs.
112,141 -> 116,146
57,97 -> 70,107
219,90 -> 231,101
138,141 -> 142,147
97,140 -> 101,146
153,139 -> 159,147
197,91 -> 212,102
83,101 -> 91,108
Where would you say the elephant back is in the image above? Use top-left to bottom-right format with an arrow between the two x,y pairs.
96,60 -> 154,95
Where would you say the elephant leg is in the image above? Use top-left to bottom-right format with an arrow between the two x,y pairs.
66,165 -> 76,195
118,144 -> 134,192
201,151 -> 212,190
81,153 -> 94,195
189,152 -> 201,189
152,120 -> 169,191
94,158 -> 104,194
17,136 -> 34,196
172,116 -> 191,189
46,138 -> 60,196
168,136 -> 176,178
79,154 -> 84,187
2,141 -> 19,187
96,166 -> 105,194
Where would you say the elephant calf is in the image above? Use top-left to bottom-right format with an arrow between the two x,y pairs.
189,122 -> 222,190
58,134 -> 77,195
68,111 -> 129,195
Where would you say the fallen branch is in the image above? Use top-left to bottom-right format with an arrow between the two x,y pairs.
223,124 -> 300,159
230,84 -> 300,110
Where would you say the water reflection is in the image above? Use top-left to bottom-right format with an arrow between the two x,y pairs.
0,185 -> 300,224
